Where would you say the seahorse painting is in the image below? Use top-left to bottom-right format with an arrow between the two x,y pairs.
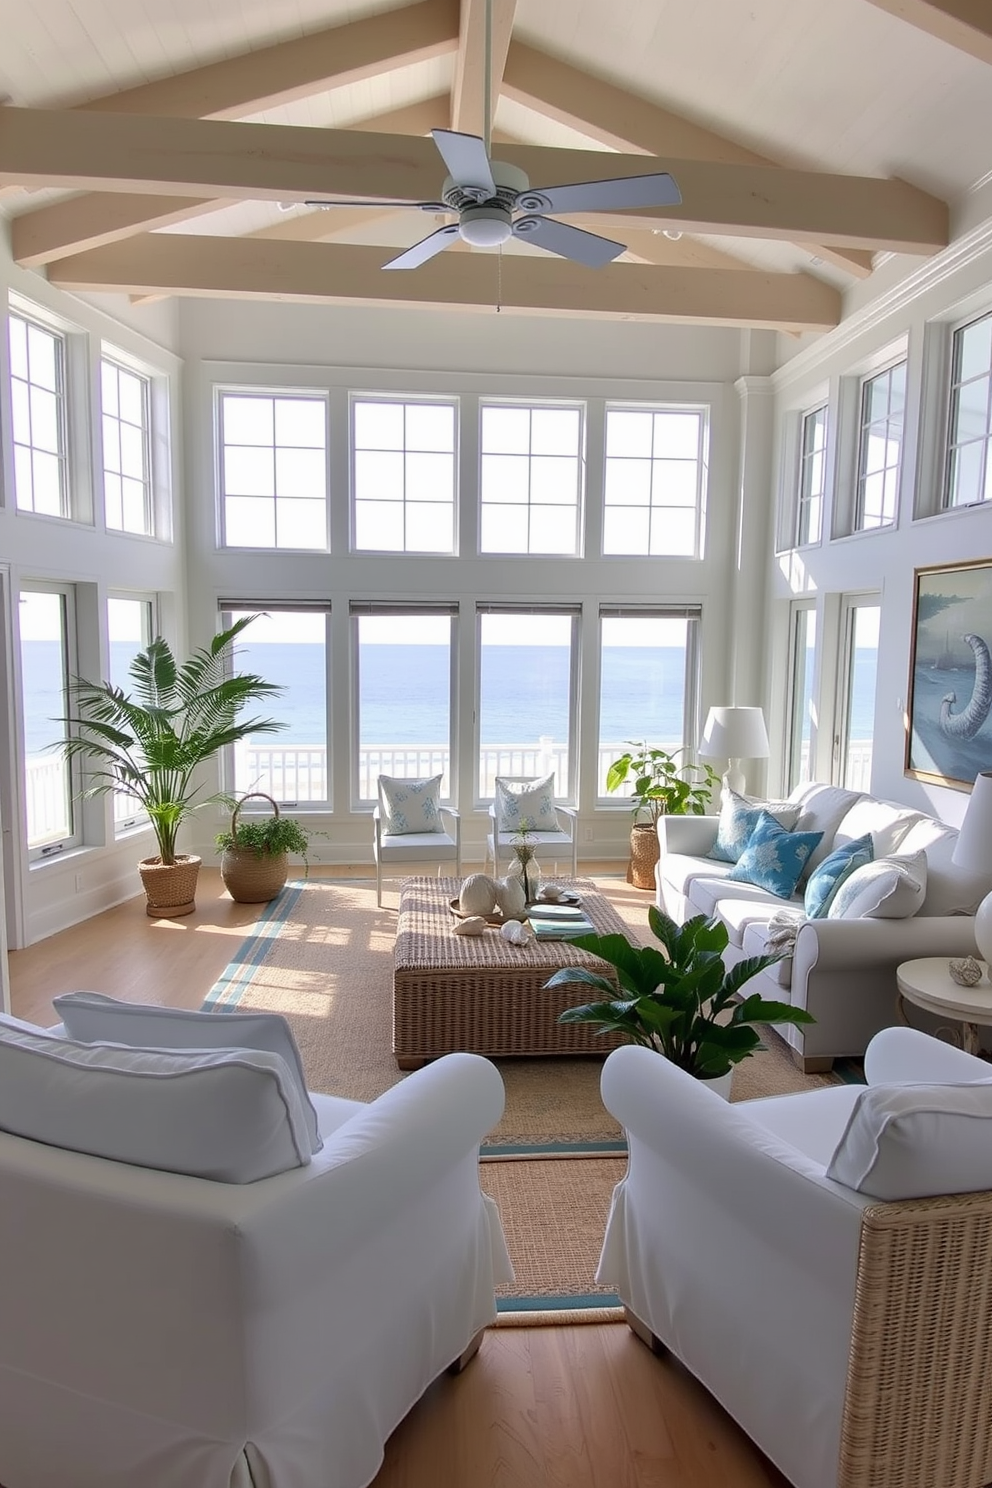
939,633 -> 992,739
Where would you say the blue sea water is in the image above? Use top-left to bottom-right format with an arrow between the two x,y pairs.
21,640 -> 882,753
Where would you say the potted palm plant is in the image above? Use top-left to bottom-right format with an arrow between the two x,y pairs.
606,742 -> 719,889
547,906 -> 814,1093
61,616 -> 284,917
215,792 -> 311,903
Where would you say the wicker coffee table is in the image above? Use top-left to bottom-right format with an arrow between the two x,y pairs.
392,876 -> 629,1068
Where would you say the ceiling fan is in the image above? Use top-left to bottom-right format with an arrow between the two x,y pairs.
304,129 -> 682,270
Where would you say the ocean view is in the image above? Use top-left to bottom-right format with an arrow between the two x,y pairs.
22,640 -> 881,754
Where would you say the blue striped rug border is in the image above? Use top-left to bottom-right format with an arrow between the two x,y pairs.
497,1291 -> 620,1313
201,881 -> 307,1011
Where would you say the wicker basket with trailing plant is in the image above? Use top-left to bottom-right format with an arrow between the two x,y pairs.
216,793 -> 310,903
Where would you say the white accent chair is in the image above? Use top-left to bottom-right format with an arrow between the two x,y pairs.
598,1028 -> 992,1488
373,778 -> 461,907
0,1042 -> 512,1488
487,774 -> 578,878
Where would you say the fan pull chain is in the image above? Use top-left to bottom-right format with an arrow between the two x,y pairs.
496,246 -> 502,313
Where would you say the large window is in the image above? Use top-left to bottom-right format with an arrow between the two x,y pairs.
353,604 -> 455,800
787,603 -> 817,790
351,398 -> 456,553
19,587 -> 76,855
221,607 -> 329,803
101,359 -> 152,535
477,606 -> 577,797
945,312 -> 992,510
8,313 -> 68,518
479,403 -> 583,555
855,362 -> 905,531
107,596 -> 154,828
219,392 -> 328,549
603,406 -> 707,557
795,405 -> 827,547
597,608 -> 699,795
836,599 -> 879,792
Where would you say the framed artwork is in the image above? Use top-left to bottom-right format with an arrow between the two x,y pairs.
906,559 -> 992,790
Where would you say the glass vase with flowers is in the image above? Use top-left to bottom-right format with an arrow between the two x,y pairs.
509,818 -> 542,904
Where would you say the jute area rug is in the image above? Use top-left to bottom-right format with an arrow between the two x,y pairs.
203,875 -> 842,1321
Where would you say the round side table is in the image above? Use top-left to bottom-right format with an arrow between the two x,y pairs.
896,956 -> 992,1055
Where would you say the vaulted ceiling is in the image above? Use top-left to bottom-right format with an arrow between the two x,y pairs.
0,0 -> 989,333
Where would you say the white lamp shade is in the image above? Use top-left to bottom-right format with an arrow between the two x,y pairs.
699,706 -> 770,763
952,771 -> 992,877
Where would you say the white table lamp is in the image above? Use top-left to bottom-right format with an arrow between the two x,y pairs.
699,706 -> 770,796
952,771 -> 992,965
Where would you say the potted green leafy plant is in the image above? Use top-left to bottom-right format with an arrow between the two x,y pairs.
215,793 -> 311,903
61,616 -> 284,918
606,742 -> 719,888
547,906 -> 813,1092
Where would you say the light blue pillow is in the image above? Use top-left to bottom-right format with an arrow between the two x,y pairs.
708,789 -> 800,863
803,834 -> 874,919
727,811 -> 824,900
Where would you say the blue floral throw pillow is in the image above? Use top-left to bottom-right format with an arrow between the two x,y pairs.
727,811 -> 824,899
708,789 -> 801,863
803,834 -> 874,919
378,774 -> 443,835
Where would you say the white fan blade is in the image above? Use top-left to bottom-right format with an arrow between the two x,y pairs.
512,215 -> 624,268
518,172 -> 682,216
431,129 -> 496,198
382,224 -> 460,270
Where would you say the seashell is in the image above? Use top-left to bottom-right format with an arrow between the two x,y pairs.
537,883 -> 562,902
500,918 -> 534,946
495,875 -> 527,920
459,873 -> 497,916
453,915 -> 488,937
949,955 -> 984,987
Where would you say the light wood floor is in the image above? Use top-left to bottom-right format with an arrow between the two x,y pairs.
8,869 -> 790,1488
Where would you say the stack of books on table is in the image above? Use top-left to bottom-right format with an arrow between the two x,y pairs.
527,902 -> 598,940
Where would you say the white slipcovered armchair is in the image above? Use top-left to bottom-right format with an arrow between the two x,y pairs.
0,1027 -> 511,1488
598,1029 -> 992,1488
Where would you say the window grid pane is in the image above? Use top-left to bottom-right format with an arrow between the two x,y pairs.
478,611 -> 575,796
856,363 -> 905,531
603,406 -> 705,556
221,393 -> 328,550
840,604 -> 879,791
107,596 -> 153,827
225,610 -> 329,803
795,406 -> 827,546
9,315 -> 68,518
352,398 -> 456,554
946,313 -> 992,510
788,606 -> 817,789
101,360 -> 153,535
356,613 -> 452,799
598,615 -> 691,795
20,589 -> 74,849
480,403 -> 582,555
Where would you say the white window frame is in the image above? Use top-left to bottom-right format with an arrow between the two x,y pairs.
478,399 -> 585,557
833,594 -> 880,792
785,600 -> 818,791
8,310 -> 70,520
19,582 -> 82,860
602,403 -> 709,558
943,310 -> 992,511
217,388 -> 330,551
795,405 -> 828,547
107,593 -> 156,833
100,356 -> 153,536
854,362 -> 906,532
349,394 -> 458,555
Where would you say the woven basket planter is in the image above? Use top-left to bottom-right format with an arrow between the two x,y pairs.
626,823 -> 660,890
138,855 -> 202,918
220,794 -> 291,903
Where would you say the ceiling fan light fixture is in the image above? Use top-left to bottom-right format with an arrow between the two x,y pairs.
459,205 -> 513,248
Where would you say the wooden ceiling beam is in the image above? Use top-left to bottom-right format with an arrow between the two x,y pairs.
502,41 -> 875,278
0,107 -> 948,253
47,234 -> 842,332
12,99 -> 450,267
81,0 -> 459,120
451,0 -> 516,134
862,0 -> 992,64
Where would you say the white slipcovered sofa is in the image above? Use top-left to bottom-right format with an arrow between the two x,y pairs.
657,782 -> 985,1070
598,1029 -> 992,1488
0,1003 -> 512,1488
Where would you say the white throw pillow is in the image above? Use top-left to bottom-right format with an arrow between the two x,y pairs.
53,993 -> 321,1154
0,1022 -> 313,1182
833,798 -> 923,859
898,818 -> 988,917
789,784 -> 865,875
378,774 -> 444,835
494,774 -> 559,832
826,1081 -> 992,1199
827,850 -> 927,920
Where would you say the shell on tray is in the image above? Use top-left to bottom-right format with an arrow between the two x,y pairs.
949,955 -> 984,987
458,873 -> 497,916
494,875 -> 527,920
453,915 -> 488,937
500,918 -> 534,946
537,883 -> 562,902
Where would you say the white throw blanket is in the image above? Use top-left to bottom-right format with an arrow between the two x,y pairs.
763,908 -> 807,958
